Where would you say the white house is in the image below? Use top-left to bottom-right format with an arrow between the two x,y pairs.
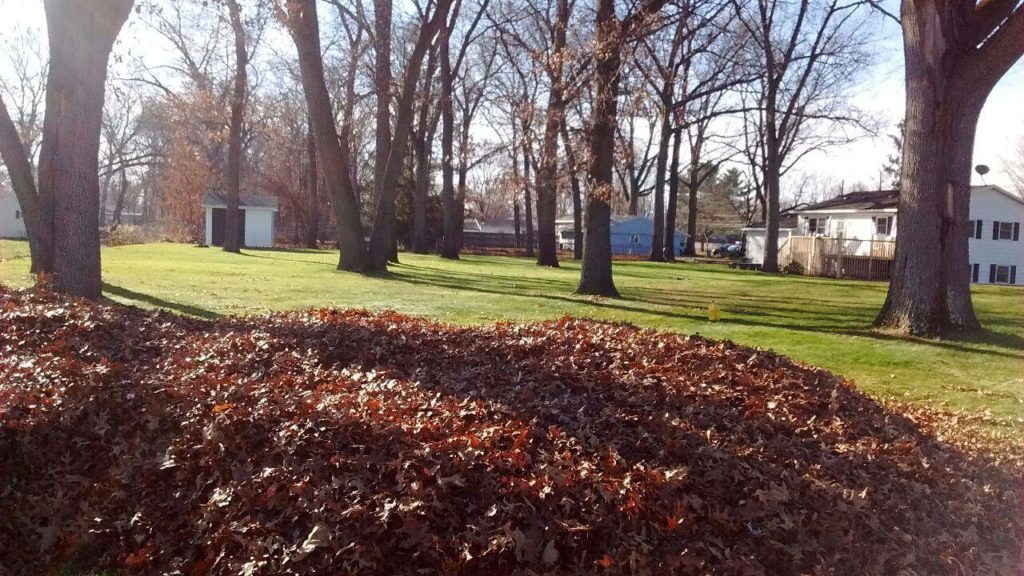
202,192 -> 278,249
743,186 -> 1023,285
0,191 -> 27,239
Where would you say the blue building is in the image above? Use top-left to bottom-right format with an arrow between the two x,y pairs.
557,215 -> 689,256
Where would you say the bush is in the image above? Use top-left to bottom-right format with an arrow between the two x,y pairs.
783,260 -> 806,275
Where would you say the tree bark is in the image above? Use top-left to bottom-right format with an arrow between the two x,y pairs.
649,102 -> 672,261
439,21 -> 459,260
663,125 -> 682,260
0,94 -> 52,275
366,0 -> 452,270
521,118 -> 535,258
577,0 -> 623,296
561,123 -> 583,260
223,0 -> 247,253
304,121 -> 319,249
535,0 -> 570,268
286,0 -> 368,271
875,0 -> 1023,335
36,0 -> 133,297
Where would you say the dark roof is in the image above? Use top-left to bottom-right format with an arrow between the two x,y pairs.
201,191 -> 279,210
798,190 -> 899,212
745,207 -> 799,230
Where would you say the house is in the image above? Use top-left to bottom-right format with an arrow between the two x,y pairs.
202,192 -> 278,249
743,186 -> 1023,285
463,217 -> 521,249
556,215 -> 690,256
0,191 -> 27,239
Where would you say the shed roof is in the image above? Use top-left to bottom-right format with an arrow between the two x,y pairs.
202,191 -> 279,210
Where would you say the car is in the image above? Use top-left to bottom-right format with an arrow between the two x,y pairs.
713,243 -> 744,258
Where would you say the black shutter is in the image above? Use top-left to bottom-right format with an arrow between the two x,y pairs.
1014,222 -> 1020,241
972,264 -> 979,283
993,221 -> 1001,240
1012,266 -> 1018,285
989,264 -> 997,283
976,220 -> 983,239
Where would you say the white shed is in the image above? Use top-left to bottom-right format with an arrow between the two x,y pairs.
0,191 -> 27,239
202,192 -> 278,249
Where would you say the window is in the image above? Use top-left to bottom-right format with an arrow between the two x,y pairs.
807,218 -> 824,234
629,234 -> 640,245
992,221 -> 1019,241
834,219 -> 845,238
14,210 -> 21,220
971,264 -> 979,284
968,220 -> 981,238
989,264 -> 1017,285
874,216 -> 894,236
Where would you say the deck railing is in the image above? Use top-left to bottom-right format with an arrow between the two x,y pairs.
782,236 -> 896,280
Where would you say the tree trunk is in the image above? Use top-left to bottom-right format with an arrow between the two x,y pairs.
663,125 -> 682,261
761,84 -> 781,273
35,0 -> 133,297
286,0 -> 368,271
577,0 -> 622,297
522,124 -> 535,258
412,131 -> 431,253
683,132 -> 702,257
561,123 -> 583,260
534,0 -> 569,268
304,122 -> 319,248
649,103 -> 672,262
874,0 -> 1024,335
223,0 -> 247,253
439,22 -> 459,260
366,0 -> 452,270
112,167 -> 128,226
0,94 -> 53,275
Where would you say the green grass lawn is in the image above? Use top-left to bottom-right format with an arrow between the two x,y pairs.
2,239 -> 1022,423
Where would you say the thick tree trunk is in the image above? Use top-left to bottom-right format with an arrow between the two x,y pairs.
373,0 -> 393,201
876,18 -> 985,334
304,123 -> 319,248
649,104 -> 672,262
286,0 -> 368,271
439,23 -> 459,260
683,136 -> 702,257
663,126 -> 682,261
577,0 -> 622,296
36,0 -> 133,297
412,132 -> 431,253
223,0 -> 247,253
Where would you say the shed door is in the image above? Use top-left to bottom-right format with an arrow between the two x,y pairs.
210,208 -> 245,247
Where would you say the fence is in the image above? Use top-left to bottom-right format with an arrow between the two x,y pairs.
782,236 -> 896,281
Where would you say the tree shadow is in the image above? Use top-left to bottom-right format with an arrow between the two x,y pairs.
103,282 -> 221,319
0,294 -> 1019,574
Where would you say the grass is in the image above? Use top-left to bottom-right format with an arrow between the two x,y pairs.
1,239 -> 1022,424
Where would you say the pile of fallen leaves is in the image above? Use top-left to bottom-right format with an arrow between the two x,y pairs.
0,287 -> 1021,575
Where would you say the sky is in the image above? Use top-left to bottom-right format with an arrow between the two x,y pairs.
1,0 -> 1022,193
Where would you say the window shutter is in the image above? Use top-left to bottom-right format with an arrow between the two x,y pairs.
972,264 -> 979,283
993,221 -> 1001,240
1012,266 -> 1018,285
1014,223 -> 1020,241
989,264 -> 997,283
976,220 -> 983,239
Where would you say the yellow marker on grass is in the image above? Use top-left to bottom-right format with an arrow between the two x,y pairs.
708,302 -> 722,322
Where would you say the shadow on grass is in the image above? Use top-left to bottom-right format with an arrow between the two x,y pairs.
385,263 -> 1024,359
102,283 -> 220,319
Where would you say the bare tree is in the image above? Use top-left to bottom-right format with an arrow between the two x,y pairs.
577,0 -> 670,296
733,0 -> 874,272
875,0 -> 1024,335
